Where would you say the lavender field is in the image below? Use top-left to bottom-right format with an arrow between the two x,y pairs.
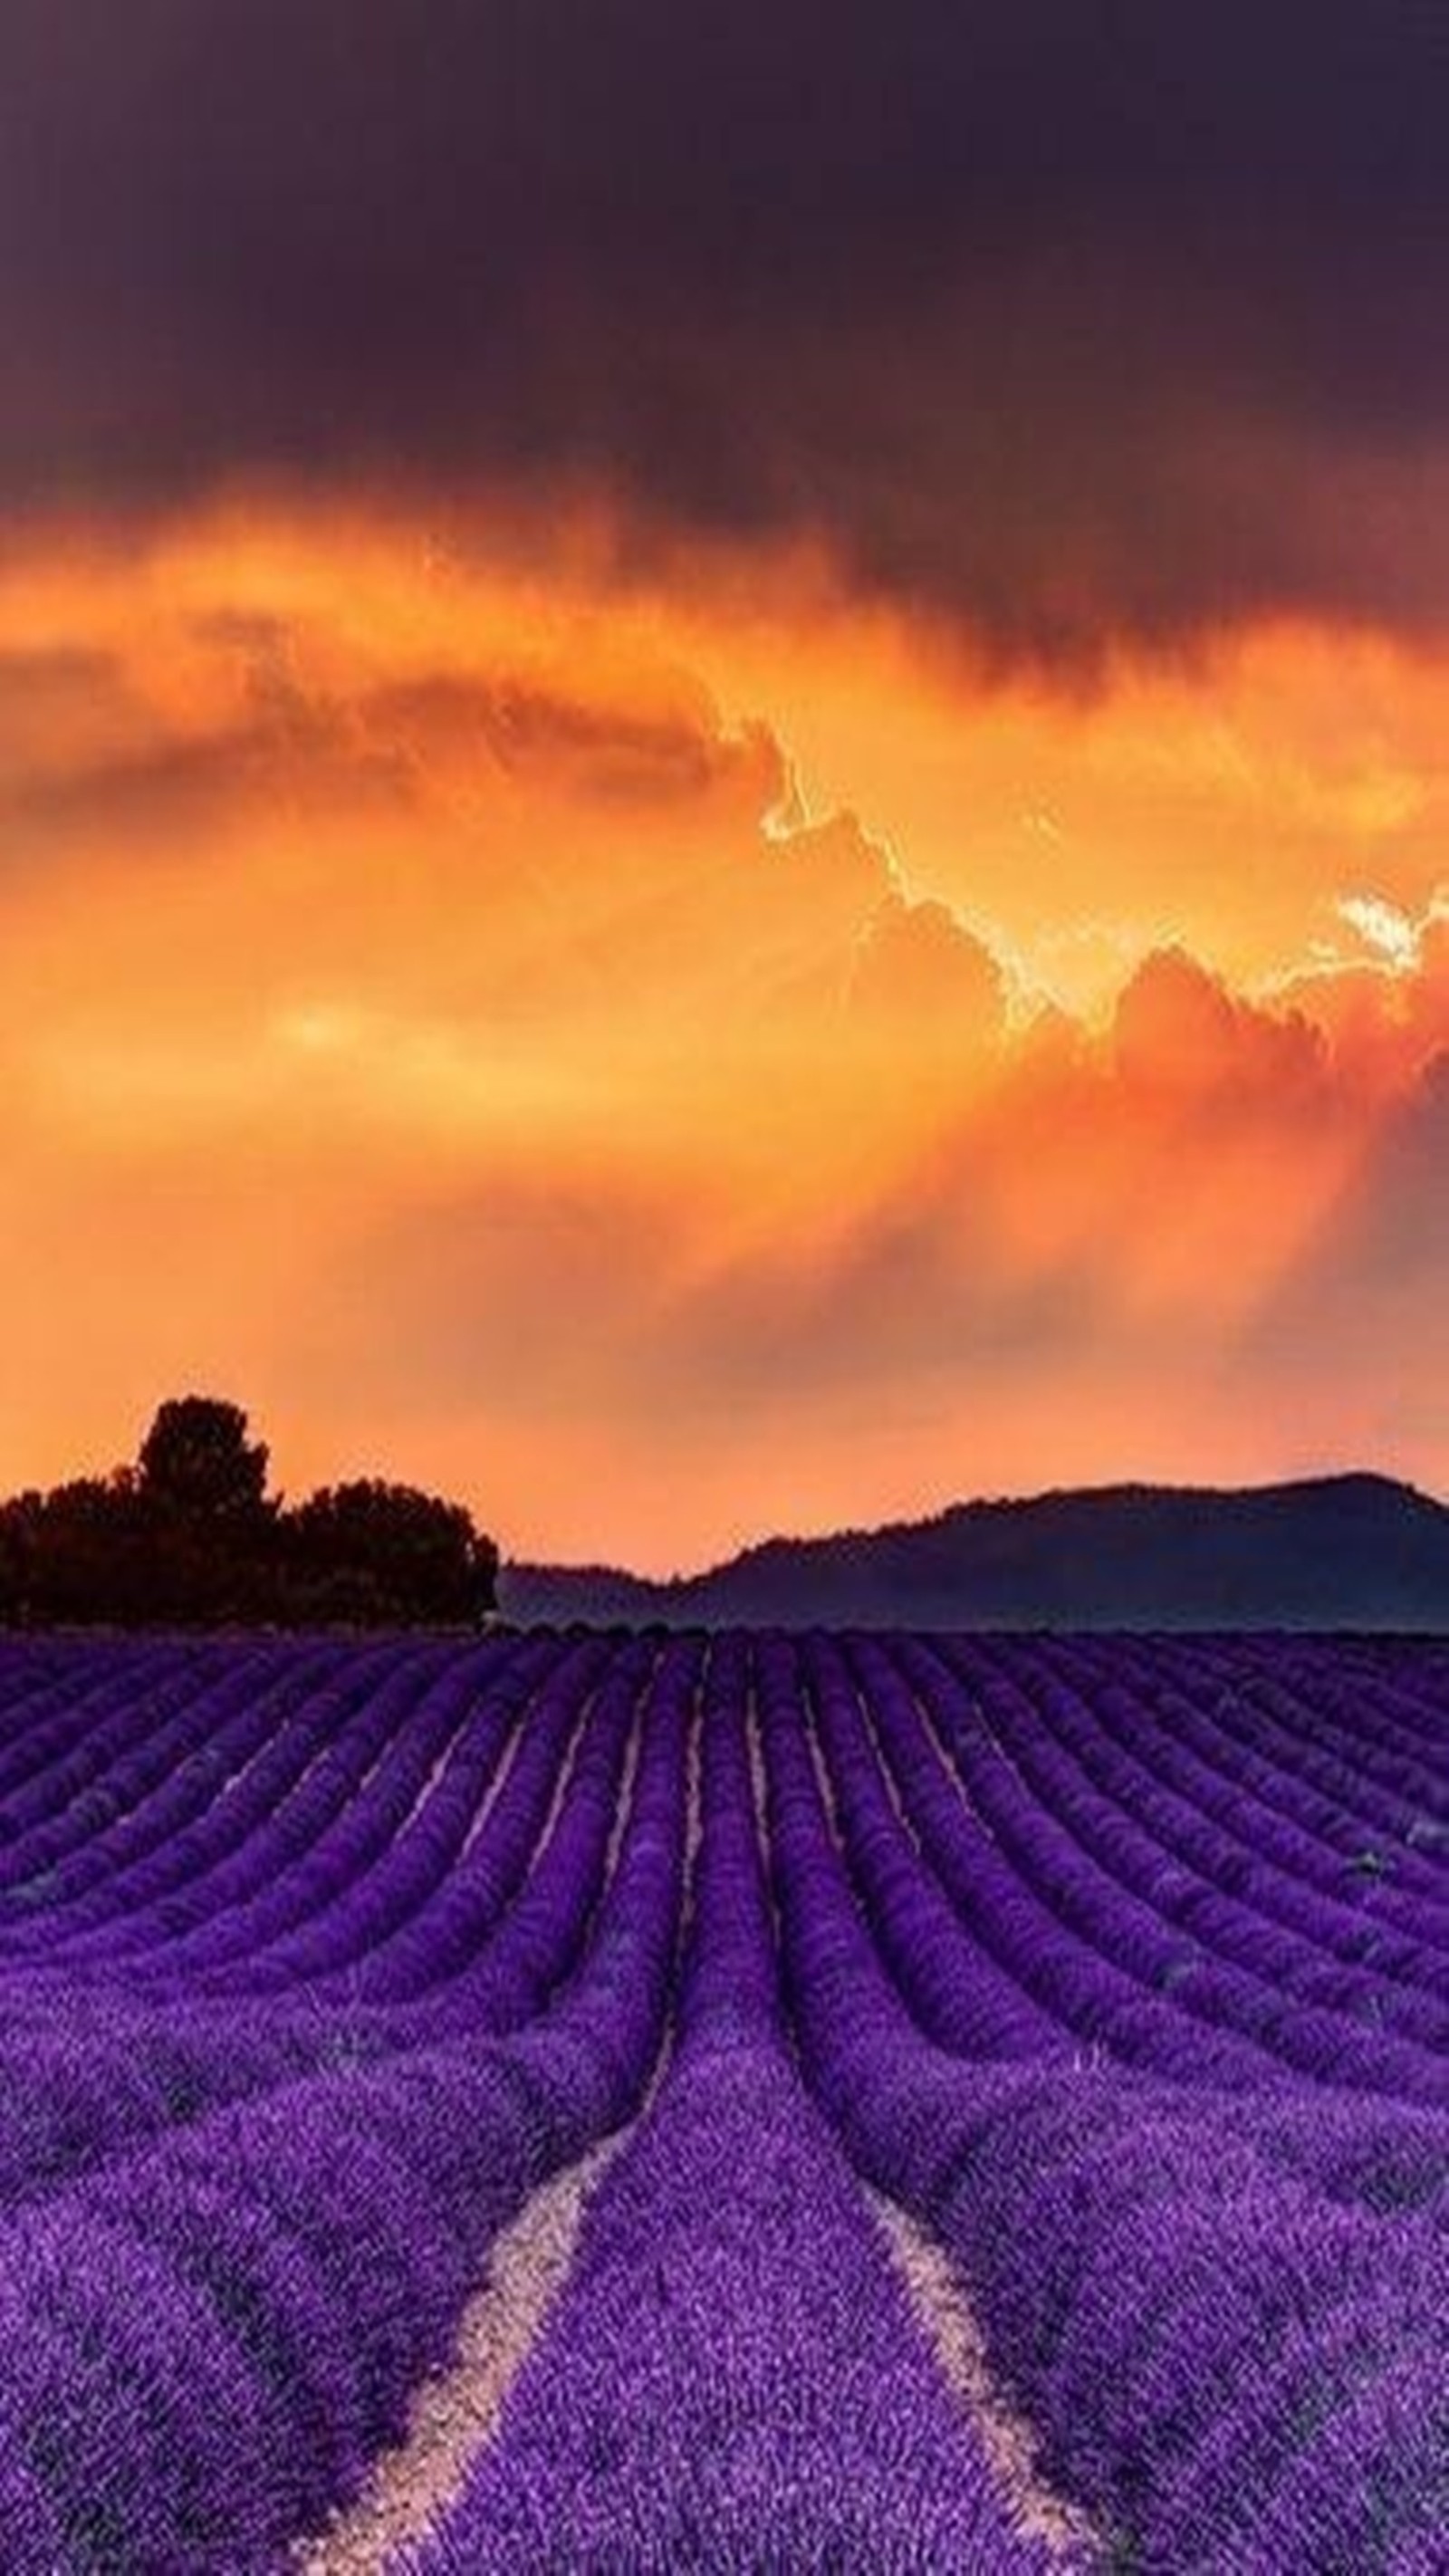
0,1629 -> 1443,2572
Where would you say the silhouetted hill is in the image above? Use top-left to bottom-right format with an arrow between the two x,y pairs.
500,1474 -> 1449,1629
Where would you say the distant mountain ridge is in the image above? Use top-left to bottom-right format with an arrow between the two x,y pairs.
500,1473 -> 1449,1629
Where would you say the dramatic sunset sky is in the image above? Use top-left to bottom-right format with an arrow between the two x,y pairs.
2,5 -> 1447,1567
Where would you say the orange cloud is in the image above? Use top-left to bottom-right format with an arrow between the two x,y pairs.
2,499 -> 1449,1566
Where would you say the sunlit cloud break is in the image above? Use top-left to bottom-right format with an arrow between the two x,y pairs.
1336,894 -> 1422,972
0,505 -> 1447,1567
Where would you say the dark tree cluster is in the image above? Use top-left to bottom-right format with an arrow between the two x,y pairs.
0,1399 -> 498,1629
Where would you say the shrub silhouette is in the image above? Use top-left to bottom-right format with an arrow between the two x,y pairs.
138,1398 -> 270,1523
0,1399 -> 497,1629
283,1480 -> 498,1626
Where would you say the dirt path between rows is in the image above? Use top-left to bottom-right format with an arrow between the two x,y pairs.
297,2136 -> 620,2575
870,2189 -> 1099,2563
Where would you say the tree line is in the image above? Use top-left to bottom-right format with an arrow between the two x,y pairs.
0,1399 -> 499,1627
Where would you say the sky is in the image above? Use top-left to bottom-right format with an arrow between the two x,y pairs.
2,5 -> 1448,1569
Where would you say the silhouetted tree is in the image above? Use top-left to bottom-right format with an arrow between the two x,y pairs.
138,1398 -> 270,1523
0,1471 -> 165,1625
0,1398 -> 498,1629
283,1481 -> 498,1625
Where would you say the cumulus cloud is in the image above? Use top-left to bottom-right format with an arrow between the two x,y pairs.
849,895 -> 1008,1047
1275,893 -> 1449,1091
1113,948 -> 1327,1101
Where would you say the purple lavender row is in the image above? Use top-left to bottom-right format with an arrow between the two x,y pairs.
0,1628 -> 1431,2215
0,1637 -> 300,1893
0,1637 -> 385,1949
0,1645 -> 692,2567
1272,1628 -> 1449,1730
833,1638 -> 1449,2219
874,1635 -> 1449,2100
916,1635 -> 1449,2055
0,1639 -> 401,1923
1127,1634 -> 1447,1821
757,1636 -> 1449,2571
1096,1636 -> 1449,1921
0,1641 -> 568,2208
207,1630 -> 667,2032
974,1636 -> 1449,2014
0,1626 -> 1440,2567
1164,1632 -> 1449,1876
0,1639 -> 194,1823
43,1640 -> 454,1967
0,1639 -> 653,2214
111,1645 -> 497,1977
0,1637 -> 224,1777
1043,1633 -> 1449,1956
199,1632 -> 559,1989
811,1632 -> 1391,2096
1172,1636 -> 1449,1843
0,1639 -> 581,1996
0,1643 -> 393,2086
408,1635 -> 1050,2574
1275,1639 -> 1449,1812
0,1631 -> 537,1985
268,1635 -> 619,2005
1336,1638 -> 1449,1817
